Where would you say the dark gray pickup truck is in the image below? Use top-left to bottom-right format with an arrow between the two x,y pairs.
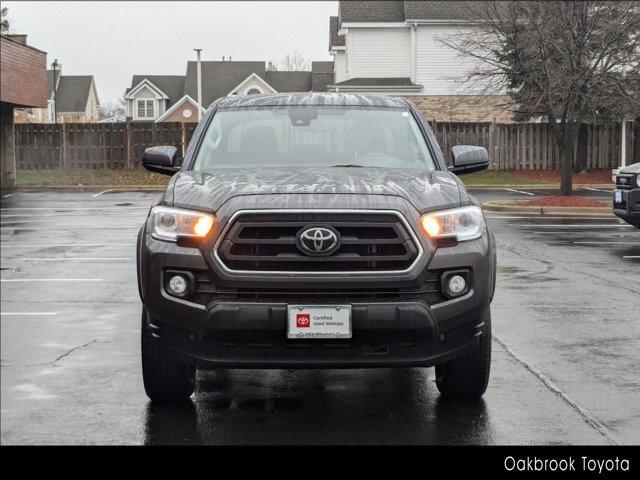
137,93 -> 497,403
613,162 -> 640,228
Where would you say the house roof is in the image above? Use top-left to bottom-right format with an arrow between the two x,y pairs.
184,61 -> 266,107
404,1 -> 475,20
264,71 -> 312,93
128,75 -> 185,107
331,77 -> 417,87
55,75 -> 95,113
340,1 -> 406,23
339,1 -> 474,23
329,16 -> 345,48
129,60 -> 334,109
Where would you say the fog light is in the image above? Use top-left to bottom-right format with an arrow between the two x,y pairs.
168,275 -> 187,295
448,275 -> 466,294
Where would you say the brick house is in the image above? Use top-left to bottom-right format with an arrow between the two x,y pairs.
328,1 -> 515,122
0,34 -> 47,189
125,60 -> 334,122
16,62 -> 100,123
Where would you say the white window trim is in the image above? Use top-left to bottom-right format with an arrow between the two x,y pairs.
124,79 -> 169,100
136,99 -> 157,120
155,95 -> 205,123
226,73 -> 277,96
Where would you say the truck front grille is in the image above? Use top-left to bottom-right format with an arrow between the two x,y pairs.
214,210 -> 421,273
616,174 -> 635,190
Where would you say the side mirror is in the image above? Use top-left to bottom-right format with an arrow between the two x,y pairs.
449,145 -> 490,175
142,146 -> 180,175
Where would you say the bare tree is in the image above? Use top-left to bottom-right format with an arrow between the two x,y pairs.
99,97 -> 126,120
442,1 -> 640,195
268,51 -> 311,71
1,7 -> 10,34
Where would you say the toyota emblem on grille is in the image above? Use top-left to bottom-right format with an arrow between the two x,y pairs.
297,226 -> 340,255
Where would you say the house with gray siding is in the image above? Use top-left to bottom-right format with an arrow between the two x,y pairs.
125,60 -> 334,123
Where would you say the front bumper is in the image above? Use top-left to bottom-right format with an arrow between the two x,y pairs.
139,231 -> 495,369
613,188 -> 640,227
138,196 -> 496,369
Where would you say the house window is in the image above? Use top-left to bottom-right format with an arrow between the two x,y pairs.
137,100 -> 155,119
246,88 -> 261,95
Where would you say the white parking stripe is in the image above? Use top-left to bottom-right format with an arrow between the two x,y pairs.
2,193 -> 16,198
91,189 -> 114,198
1,226 -> 140,230
504,188 -> 536,196
1,312 -> 58,316
0,278 -> 104,283
572,241 -> 640,245
7,257 -> 133,261
0,207 -> 149,211
584,187 -> 612,193
513,224 -> 633,228
0,243 -> 135,248
622,256 -> 640,259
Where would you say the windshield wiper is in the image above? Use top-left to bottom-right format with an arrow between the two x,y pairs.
329,164 -> 366,168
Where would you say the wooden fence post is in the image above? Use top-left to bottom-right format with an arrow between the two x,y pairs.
60,123 -> 68,169
125,122 -> 132,169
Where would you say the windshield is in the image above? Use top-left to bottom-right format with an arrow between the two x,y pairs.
192,106 -> 436,170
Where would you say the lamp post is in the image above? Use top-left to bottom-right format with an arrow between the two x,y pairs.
194,49 -> 202,121
52,58 -> 58,124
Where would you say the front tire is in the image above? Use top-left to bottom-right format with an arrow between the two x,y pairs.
141,308 -> 195,403
435,307 -> 492,399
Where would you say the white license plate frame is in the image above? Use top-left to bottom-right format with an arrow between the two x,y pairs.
287,305 -> 352,339
614,190 -> 622,203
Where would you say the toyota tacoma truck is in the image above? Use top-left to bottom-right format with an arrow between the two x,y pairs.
613,162 -> 640,228
137,93 -> 497,403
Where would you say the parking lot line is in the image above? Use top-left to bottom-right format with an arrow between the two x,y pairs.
0,312 -> 59,316
91,189 -> 115,198
622,256 -> 640,259
0,278 -> 104,283
572,241 -> 640,245
504,188 -> 535,196
0,207 -> 149,211
0,243 -> 136,248
1,226 -> 140,230
512,223 -> 633,228
6,257 -> 133,261
584,187 -> 612,193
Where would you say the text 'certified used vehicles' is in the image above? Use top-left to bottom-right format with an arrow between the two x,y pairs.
137,93 -> 497,403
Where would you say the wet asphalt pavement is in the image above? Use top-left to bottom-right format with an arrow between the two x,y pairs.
1,187 -> 638,445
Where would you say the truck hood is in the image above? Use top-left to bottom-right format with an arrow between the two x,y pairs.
170,167 -> 462,213
619,162 -> 640,174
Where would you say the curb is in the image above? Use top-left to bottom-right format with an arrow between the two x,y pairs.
466,184 -> 613,190
482,200 -> 613,215
13,185 -> 166,192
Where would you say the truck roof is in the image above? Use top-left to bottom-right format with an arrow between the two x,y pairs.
216,92 -> 409,109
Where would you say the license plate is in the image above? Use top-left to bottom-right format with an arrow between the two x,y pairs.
614,191 -> 622,203
287,305 -> 352,339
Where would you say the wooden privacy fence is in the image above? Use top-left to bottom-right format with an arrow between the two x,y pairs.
15,122 -> 198,170
15,120 -> 637,170
430,121 -> 637,170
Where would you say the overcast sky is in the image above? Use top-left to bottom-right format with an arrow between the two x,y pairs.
4,1 -> 338,103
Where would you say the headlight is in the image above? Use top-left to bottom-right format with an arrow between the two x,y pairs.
636,175 -> 640,188
421,205 -> 485,242
150,206 -> 215,242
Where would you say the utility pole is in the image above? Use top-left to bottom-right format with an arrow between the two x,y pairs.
194,48 -> 203,121
52,58 -> 59,124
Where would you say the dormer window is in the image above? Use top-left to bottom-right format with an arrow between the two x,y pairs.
137,100 -> 155,119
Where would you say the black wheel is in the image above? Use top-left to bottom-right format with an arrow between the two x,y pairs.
435,307 -> 492,400
141,307 -> 195,404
